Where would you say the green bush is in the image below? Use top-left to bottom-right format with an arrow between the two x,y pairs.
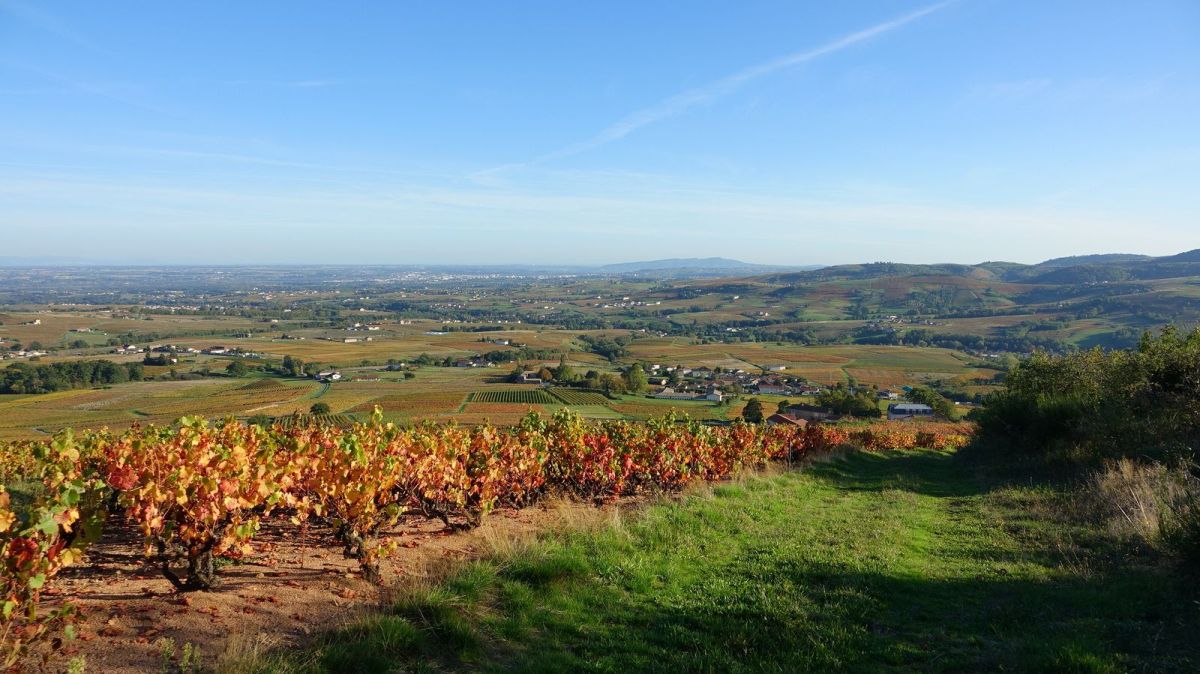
976,327 -> 1200,464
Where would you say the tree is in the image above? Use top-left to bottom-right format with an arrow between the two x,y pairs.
553,355 -> 576,383
906,386 -> 956,419
310,402 -> 331,415
282,355 -> 304,377
776,399 -> 792,415
598,373 -> 627,396
225,360 -> 249,377
537,366 -> 555,382
623,364 -> 647,393
816,384 -> 881,418
668,367 -> 683,387
742,398 -> 765,423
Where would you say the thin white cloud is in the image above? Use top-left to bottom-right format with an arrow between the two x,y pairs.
477,1 -> 954,179
4,167 -> 1191,265
0,60 -> 175,116
0,0 -> 107,53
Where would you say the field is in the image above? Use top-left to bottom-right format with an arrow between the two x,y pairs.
624,340 -> 994,387
0,286 -> 1100,439
347,390 -> 468,419
609,396 -> 740,421
2,332 -> 1001,438
466,389 -> 558,405
0,379 -> 316,439
548,388 -> 612,405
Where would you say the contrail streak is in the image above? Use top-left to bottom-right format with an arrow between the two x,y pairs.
476,1 -> 953,178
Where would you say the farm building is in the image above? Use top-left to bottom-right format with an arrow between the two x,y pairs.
887,403 -> 934,420
785,403 -> 838,422
654,387 -> 699,400
766,413 -> 806,427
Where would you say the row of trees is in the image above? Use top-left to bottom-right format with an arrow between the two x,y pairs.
816,384 -> 883,418
508,358 -> 649,396
278,355 -> 323,378
0,360 -> 144,394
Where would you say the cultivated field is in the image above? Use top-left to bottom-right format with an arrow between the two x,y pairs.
2,306 -> 1007,438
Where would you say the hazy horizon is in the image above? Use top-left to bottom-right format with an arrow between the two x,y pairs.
0,249 -> 1195,270
2,1 -> 1197,265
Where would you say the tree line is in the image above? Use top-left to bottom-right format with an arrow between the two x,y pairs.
0,360 -> 145,394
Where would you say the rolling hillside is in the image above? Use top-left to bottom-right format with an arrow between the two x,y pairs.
653,249 -> 1200,351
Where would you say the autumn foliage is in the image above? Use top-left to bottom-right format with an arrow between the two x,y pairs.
0,409 -> 971,664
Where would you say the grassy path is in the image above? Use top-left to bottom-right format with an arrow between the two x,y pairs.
236,450 -> 1200,673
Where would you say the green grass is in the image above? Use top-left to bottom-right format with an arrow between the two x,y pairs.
211,450 -> 1200,672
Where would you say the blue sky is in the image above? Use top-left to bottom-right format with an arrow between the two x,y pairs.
1,1 -> 1197,265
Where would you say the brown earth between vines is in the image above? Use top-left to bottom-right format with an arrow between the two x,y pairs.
35,500 -> 602,673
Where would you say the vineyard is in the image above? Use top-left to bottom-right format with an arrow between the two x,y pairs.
466,390 -> 558,405
274,412 -> 357,429
548,388 -> 612,405
0,411 -> 972,668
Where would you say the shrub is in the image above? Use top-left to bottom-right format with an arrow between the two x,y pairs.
976,327 -> 1200,464
1083,458 -> 1200,571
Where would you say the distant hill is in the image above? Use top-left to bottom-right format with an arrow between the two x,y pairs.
598,258 -> 820,275
758,262 -> 991,284
1156,249 -> 1200,263
1026,264 -> 1133,284
749,249 -> 1200,285
1035,253 -> 1153,269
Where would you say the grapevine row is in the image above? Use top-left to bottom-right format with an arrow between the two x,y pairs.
0,409 -> 972,663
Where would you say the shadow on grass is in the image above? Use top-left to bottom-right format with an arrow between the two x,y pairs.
319,554 -> 1198,674
247,449 -> 1200,674
804,448 -> 987,498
